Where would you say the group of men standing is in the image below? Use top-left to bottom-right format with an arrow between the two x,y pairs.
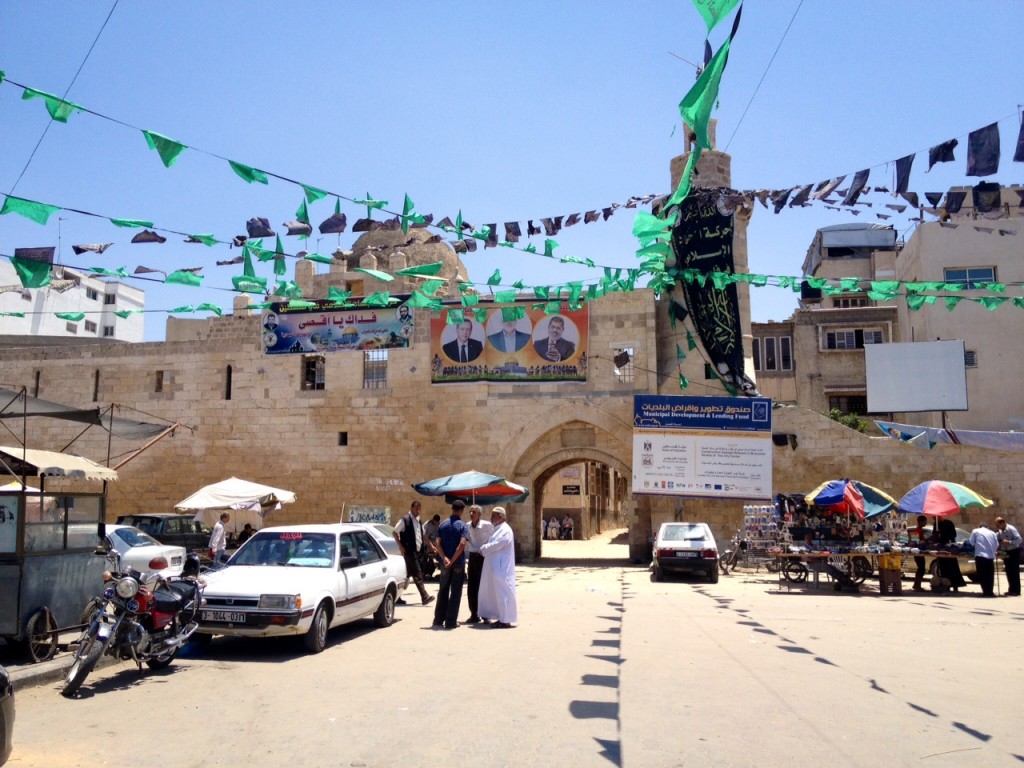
969,516 -> 1021,597
393,498 -> 518,629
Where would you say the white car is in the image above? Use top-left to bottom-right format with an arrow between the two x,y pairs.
351,522 -> 401,556
652,521 -> 719,584
104,524 -> 186,578
197,524 -> 408,653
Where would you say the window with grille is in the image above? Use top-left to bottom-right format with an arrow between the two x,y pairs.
753,336 -> 792,371
363,350 -> 387,389
613,347 -> 634,383
65,322 -> 78,334
828,395 -> 868,415
84,320 -> 97,333
824,327 -> 883,350
943,267 -> 995,289
302,356 -> 326,391
833,296 -> 868,308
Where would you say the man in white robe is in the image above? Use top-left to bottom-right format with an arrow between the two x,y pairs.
478,507 -> 518,628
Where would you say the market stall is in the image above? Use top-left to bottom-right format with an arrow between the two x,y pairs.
173,477 -> 297,538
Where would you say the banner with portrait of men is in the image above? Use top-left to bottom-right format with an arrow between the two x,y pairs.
430,304 -> 588,383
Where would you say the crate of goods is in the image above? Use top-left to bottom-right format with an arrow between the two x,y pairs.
879,568 -> 903,595
878,553 -> 902,571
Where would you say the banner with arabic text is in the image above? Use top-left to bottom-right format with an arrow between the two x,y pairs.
262,303 -> 413,354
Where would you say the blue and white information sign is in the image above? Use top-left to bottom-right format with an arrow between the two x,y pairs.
632,395 -> 773,500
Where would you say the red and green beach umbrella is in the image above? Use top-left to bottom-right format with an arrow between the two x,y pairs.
897,480 -> 993,518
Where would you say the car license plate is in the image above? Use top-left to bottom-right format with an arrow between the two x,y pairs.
202,610 -> 246,623
675,551 -> 698,558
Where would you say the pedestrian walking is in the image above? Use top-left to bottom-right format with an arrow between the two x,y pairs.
465,504 -> 493,624
393,500 -> 435,606
479,507 -> 518,628
995,516 -> 1021,596
432,500 -> 470,629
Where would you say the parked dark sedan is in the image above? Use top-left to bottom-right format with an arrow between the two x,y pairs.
0,664 -> 13,767
115,513 -> 210,552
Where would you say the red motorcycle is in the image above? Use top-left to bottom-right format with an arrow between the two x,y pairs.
62,553 -> 204,697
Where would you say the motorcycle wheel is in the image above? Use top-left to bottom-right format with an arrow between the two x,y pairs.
373,589 -> 396,628
146,647 -> 178,670
303,602 -> 330,654
718,555 -> 730,575
61,626 -> 106,697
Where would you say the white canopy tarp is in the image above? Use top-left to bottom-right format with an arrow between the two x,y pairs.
0,445 -> 119,481
173,477 -> 296,529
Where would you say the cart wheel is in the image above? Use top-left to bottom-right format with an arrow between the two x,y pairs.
783,561 -> 808,583
26,608 -> 58,663
851,556 -> 873,584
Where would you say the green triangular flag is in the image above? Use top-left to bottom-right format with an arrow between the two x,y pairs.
304,252 -> 333,264
494,290 -> 516,304
327,286 -> 352,304
110,217 -> 154,229
487,269 -> 502,286
446,309 -> 466,324
55,312 -> 85,322
232,274 -> 267,293
679,374 -> 689,390
501,305 -> 525,322
197,303 -> 223,316
22,87 -> 84,122
396,261 -> 443,277
165,270 -> 203,287
354,267 -> 395,282
11,256 -> 51,287
89,267 -> 129,278
1,195 -> 60,225
407,291 -> 440,309
687,330 -> 698,351
295,199 -> 310,225
187,234 -> 217,247
461,294 -> 480,307
360,290 -> 391,307
543,239 -> 558,259
678,35 -> 732,153
113,310 -> 137,319
302,185 -> 328,203
420,279 -> 445,296
142,130 -> 186,168
473,308 -> 488,324
274,254 -> 287,277
169,306 -> 194,315
0,312 -> 25,318
229,160 -> 269,185
691,0 -> 741,33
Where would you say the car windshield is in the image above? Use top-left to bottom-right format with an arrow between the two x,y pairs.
230,531 -> 336,567
661,524 -> 707,542
112,527 -> 160,548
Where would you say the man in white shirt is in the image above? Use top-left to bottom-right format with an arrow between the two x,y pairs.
465,504 -> 493,624
970,523 -> 1000,597
995,516 -> 1021,596
479,507 -> 518,628
209,512 -> 230,563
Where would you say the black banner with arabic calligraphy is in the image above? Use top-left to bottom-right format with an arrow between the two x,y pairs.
262,303 -> 413,354
670,195 -> 757,395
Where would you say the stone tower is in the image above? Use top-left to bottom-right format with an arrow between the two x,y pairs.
656,118 -> 756,394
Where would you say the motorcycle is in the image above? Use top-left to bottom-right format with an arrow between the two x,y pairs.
61,552 -> 204,697
718,530 -> 746,574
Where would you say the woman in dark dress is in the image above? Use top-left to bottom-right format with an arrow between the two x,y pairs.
936,518 -> 966,592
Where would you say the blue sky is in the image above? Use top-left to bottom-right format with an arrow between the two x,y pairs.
2,1 -> 1022,341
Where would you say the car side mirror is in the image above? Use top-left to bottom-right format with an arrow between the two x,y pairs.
339,555 -> 359,569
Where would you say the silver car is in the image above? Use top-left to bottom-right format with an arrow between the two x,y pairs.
652,522 -> 719,583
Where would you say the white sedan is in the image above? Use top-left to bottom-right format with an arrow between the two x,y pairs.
196,523 -> 408,653
104,524 -> 186,578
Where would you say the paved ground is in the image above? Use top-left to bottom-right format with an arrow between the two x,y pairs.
5,529 -> 1024,767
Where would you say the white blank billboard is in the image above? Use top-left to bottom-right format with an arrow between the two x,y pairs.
865,340 -> 968,413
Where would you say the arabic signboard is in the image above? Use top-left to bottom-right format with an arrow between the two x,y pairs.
632,395 -> 773,500
430,304 -> 588,383
562,485 -> 581,495
262,303 -> 413,354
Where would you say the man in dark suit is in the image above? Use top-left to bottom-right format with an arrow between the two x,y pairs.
533,315 -> 575,361
442,320 -> 483,363
487,320 -> 531,353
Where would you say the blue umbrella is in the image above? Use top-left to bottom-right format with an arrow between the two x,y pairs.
412,470 -> 529,505
805,478 -> 897,520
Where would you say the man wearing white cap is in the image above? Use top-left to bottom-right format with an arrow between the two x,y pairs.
478,507 -> 518,628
